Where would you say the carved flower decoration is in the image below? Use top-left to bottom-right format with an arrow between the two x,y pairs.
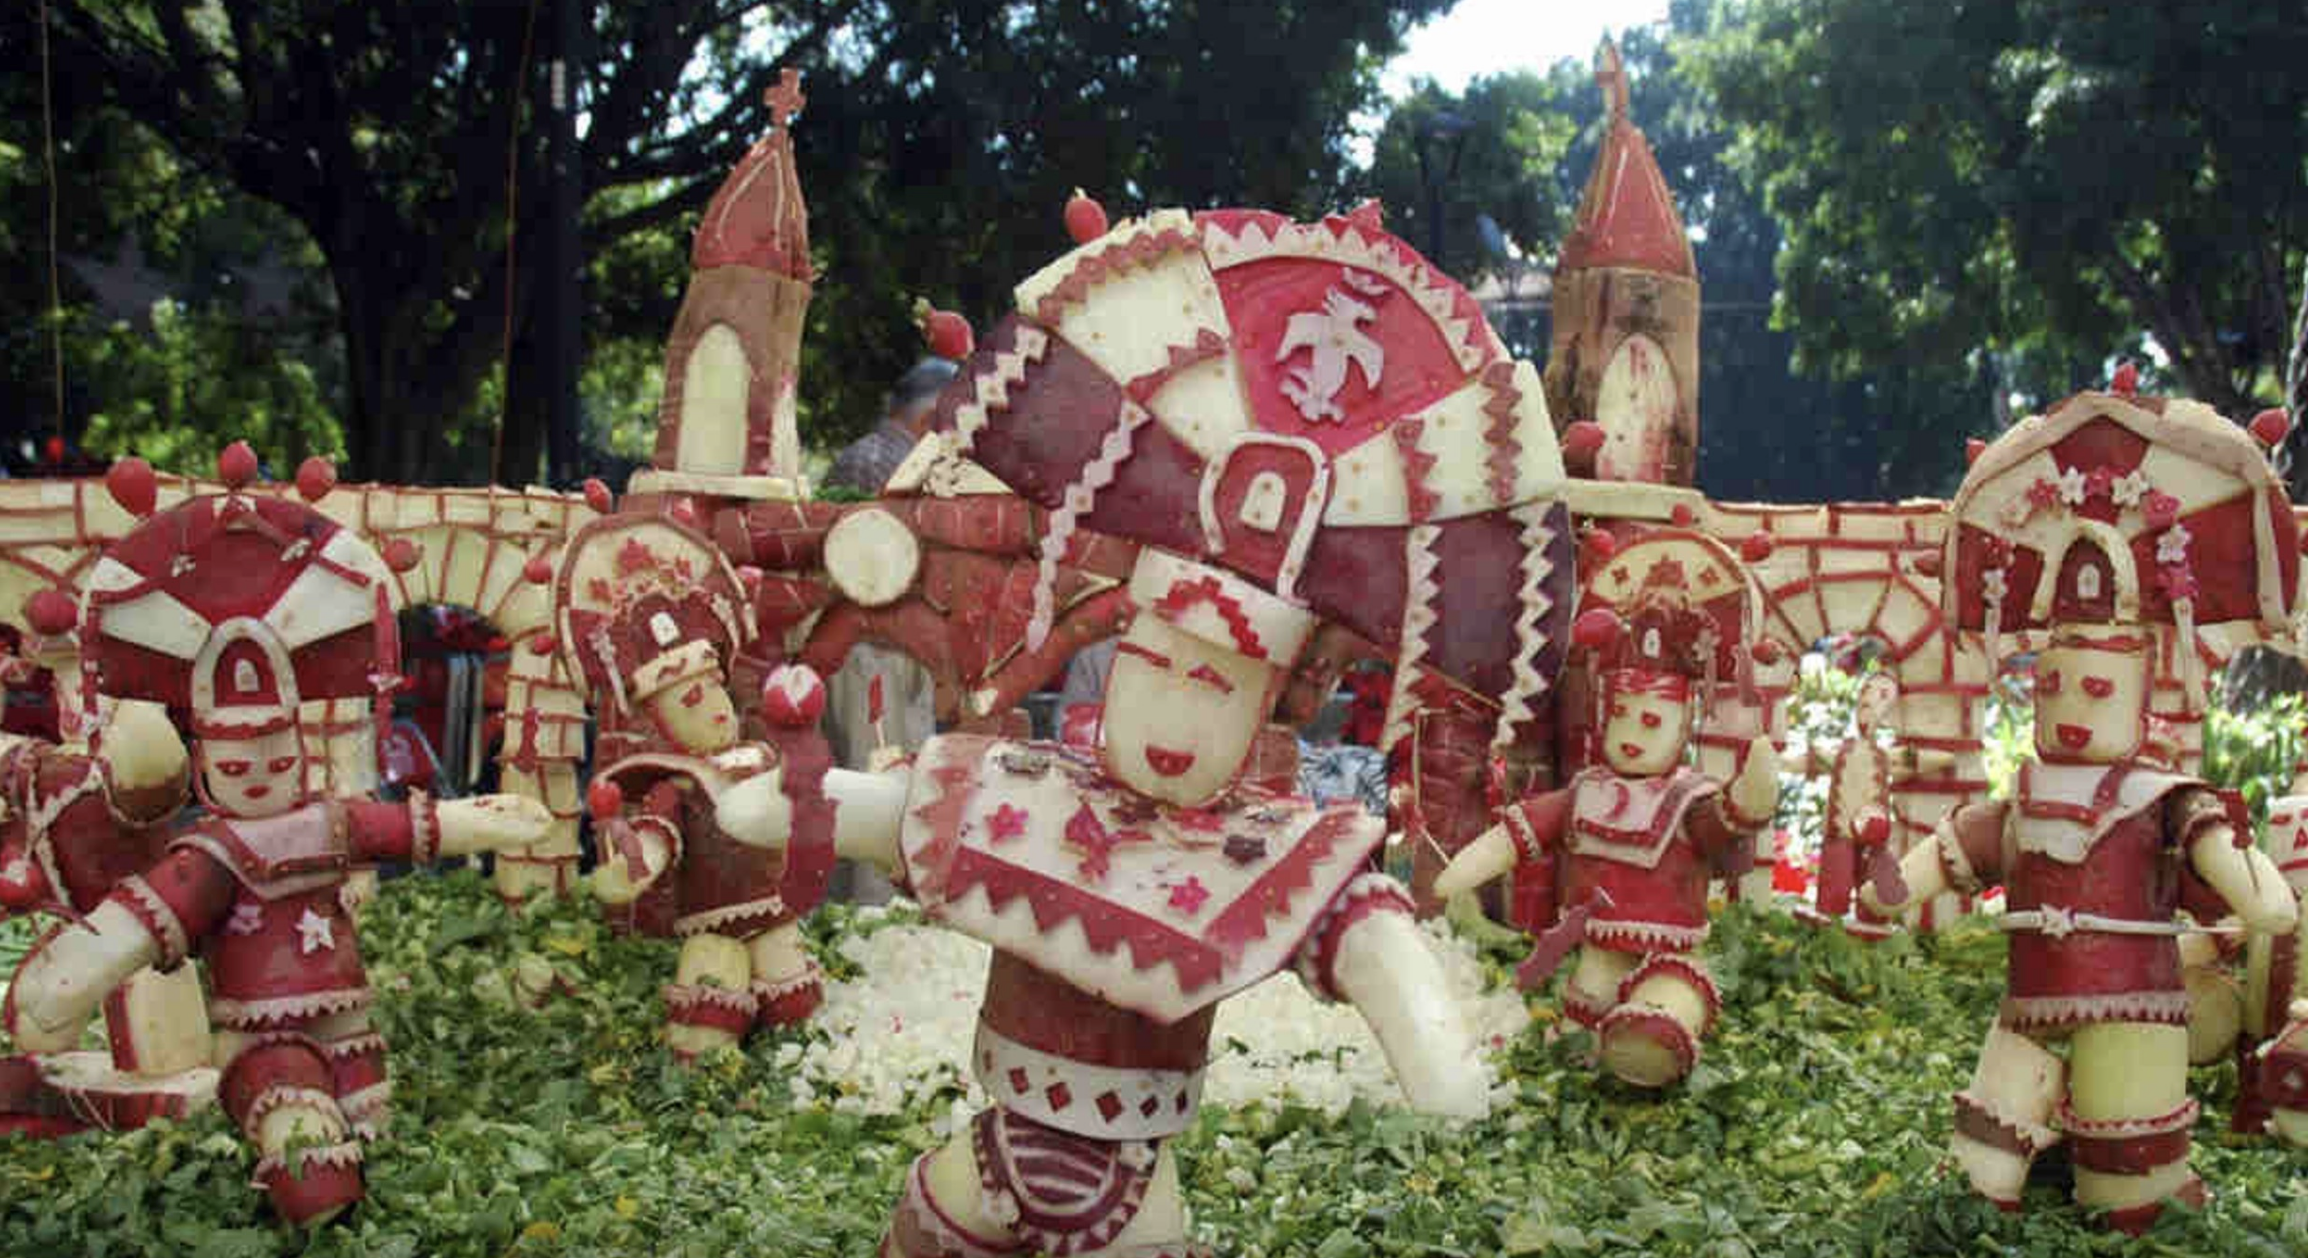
2143,490 -> 2182,530
2026,477 -> 2062,510
2111,469 -> 2151,508
2083,466 -> 2115,501
1166,876 -> 1211,916
2155,523 -> 2192,567
986,803 -> 1028,843
2056,466 -> 2089,505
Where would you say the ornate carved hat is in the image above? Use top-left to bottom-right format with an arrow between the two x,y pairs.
552,512 -> 754,714
73,454 -> 400,740
906,201 -> 1576,747
1572,530 -> 1762,701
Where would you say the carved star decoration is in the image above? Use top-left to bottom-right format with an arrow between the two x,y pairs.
295,907 -> 336,955
1064,804 -> 1151,883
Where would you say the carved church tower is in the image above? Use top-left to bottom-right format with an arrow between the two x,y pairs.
1544,40 -> 1701,487
639,69 -> 814,499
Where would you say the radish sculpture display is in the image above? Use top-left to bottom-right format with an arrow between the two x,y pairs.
1,451 -> 554,1227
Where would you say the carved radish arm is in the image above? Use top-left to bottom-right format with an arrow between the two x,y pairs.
715,763 -> 912,878
1326,894 -> 1490,1121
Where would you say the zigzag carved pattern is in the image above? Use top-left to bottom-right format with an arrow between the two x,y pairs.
1494,501 -> 1558,750
1030,228 -> 1202,327
952,325 -> 1051,455
1029,400 -> 1150,649
1124,328 -> 1228,405
1380,524 -> 1444,758
905,756 -> 977,902
1480,361 -> 1523,508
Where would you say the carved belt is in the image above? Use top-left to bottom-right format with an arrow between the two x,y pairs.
1995,908 -> 2239,939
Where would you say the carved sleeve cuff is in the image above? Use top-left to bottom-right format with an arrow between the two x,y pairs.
2168,787 -> 2246,850
345,798 -> 418,863
1295,872 -> 1417,1003
113,848 -> 236,968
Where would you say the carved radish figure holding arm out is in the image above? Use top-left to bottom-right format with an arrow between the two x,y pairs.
722,548 -> 1487,1258
1865,622 -> 2296,1231
2,453 -> 553,1227
1436,532 -> 1779,1089
551,511 -> 837,1062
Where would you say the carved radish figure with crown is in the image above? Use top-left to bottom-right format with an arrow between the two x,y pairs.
1436,530 -> 1781,1089
701,196 -> 1579,1257
2,448 -> 554,1226
549,508 -> 836,1060
1864,387 -> 2303,1231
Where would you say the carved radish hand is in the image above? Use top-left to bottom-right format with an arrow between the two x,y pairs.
1727,734 -> 1782,827
434,795 -> 555,857
715,766 -> 793,852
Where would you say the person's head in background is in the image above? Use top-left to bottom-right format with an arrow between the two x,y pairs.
887,358 -> 958,435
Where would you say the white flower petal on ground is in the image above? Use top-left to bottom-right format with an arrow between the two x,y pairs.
788,907 -> 1526,1119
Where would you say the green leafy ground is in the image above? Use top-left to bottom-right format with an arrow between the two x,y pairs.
1,871 -> 2301,1257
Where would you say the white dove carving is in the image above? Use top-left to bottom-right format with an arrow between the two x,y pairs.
1277,286 -> 1385,422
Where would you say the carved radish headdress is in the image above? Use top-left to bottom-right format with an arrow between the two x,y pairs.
1571,530 -> 1763,707
904,200 -> 1576,749
68,448 -> 401,748
1946,386 -> 2298,699
551,512 -> 755,716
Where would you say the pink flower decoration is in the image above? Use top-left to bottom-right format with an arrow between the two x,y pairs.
2083,466 -> 2115,500
2026,477 -> 2061,509
1166,876 -> 1211,916
986,803 -> 1028,843
2143,491 -> 2181,529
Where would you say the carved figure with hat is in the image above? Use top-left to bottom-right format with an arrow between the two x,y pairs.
2,449 -> 555,1227
1436,530 -> 1781,1090
550,508 -> 837,1060
709,201 -> 1527,1256
1864,390 -> 2302,1231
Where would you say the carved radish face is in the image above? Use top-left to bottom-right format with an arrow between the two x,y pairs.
645,673 -> 739,754
199,726 -> 305,818
1599,682 -> 1690,778
1099,613 -> 1276,808
2032,639 -> 2148,764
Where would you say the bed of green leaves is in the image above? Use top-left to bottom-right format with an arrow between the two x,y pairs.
1,871 -> 2302,1257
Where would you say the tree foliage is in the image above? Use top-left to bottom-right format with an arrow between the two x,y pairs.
8,1 -> 1449,486
1366,7 -> 2000,500
1686,0 -> 2308,440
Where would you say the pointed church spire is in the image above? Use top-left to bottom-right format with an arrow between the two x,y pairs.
690,67 -> 813,279
1558,39 -> 1694,279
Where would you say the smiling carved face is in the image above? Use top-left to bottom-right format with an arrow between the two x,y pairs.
1098,613 -> 1277,808
2032,639 -> 2148,764
1599,680 -> 1691,778
645,672 -> 739,755
199,725 -> 305,818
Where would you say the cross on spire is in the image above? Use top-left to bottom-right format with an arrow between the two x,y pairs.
764,68 -> 805,129
1595,38 -> 1628,123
